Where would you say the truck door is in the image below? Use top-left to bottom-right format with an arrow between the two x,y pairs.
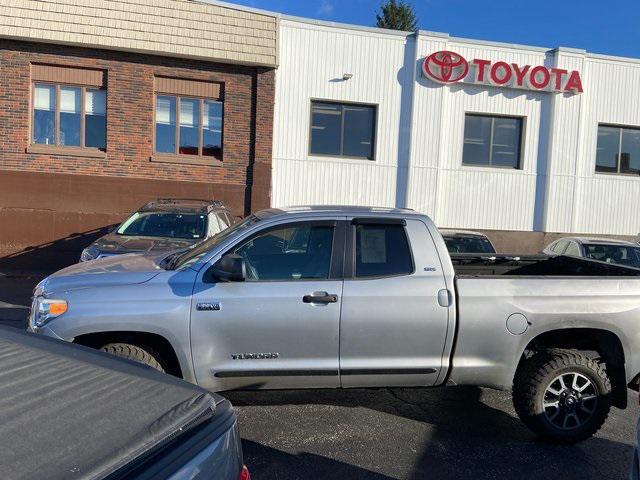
339,218 -> 450,388
190,219 -> 345,391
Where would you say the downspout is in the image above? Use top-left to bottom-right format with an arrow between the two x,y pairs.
397,31 -> 420,208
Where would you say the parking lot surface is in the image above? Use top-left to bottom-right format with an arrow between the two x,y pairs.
227,387 -> 637,480
2,274 -> 636,480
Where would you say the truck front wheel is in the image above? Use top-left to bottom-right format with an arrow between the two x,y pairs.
100,342 -> 165,373
513,349 -> 611,443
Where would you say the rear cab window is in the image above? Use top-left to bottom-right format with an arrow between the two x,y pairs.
351,220 -> 414,278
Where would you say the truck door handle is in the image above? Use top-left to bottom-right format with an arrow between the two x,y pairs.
303,292 -> 338,304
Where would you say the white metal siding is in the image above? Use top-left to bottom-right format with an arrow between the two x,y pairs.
272,20 -> 412,208
274,18 -> 640,235
409,36 -> 549,230
572,58 -> 640,234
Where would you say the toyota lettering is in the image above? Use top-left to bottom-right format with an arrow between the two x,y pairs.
422,50 -> 583,94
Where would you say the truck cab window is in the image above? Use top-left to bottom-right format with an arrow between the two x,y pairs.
234,224 -> 334,281
355,224 -> 413,277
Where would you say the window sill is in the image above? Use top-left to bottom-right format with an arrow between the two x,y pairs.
594,171 -> 640,178
309,153 -> 375,161
461,163 -> 522,171
27,145 -> 107,159
150,154 -> 222,166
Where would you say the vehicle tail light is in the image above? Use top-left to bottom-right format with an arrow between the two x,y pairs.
238,465 -> 251,480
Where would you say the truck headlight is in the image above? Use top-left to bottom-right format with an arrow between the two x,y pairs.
30,298 -> 68,330
80,246 -> 98,262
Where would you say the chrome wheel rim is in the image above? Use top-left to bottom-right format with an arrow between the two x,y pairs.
543,372 -> 598,430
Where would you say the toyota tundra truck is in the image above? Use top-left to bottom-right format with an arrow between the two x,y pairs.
29,206 -> 640,443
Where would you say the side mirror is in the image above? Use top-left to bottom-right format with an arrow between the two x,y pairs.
210,254 -> 246,282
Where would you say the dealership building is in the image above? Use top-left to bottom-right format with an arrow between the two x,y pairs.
272,17 -> 640,251
1,0 -> 640,262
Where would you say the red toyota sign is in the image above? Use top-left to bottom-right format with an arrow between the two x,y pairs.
422,50 -> 583,94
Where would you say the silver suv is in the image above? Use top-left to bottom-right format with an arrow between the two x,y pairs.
543,236 -> 640,269
80,198 -> 236,262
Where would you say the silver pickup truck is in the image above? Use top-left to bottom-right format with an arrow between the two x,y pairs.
30,206 -> 640,443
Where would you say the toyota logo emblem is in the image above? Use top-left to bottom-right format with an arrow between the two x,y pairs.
422,51 -> 469,84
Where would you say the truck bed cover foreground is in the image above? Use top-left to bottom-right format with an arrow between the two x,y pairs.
0,326 -> 223,480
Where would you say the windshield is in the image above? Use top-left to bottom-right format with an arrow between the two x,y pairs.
116,212 -> 208,239
444,235 -> 496,254
583,244 -> 640,268
170,214 -> 261,269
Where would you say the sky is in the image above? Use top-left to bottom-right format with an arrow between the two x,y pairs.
228,0 -> 640,58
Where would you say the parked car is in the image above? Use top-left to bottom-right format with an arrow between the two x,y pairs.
80,198 -> 236,262
0,325 -> 249,480
543,236 -> 640,268
440,229 -> 496,254
31,206 -> 640,443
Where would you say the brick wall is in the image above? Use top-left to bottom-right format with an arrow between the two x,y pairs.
0,40 -> 275,263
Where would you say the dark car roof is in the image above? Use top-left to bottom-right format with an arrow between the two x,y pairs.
138,198 -> 229,214
0,326 -> 223,480
440,229 -> 489,238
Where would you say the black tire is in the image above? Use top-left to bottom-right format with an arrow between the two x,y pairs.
513,348 -> 611,444
100,342 -> 165,373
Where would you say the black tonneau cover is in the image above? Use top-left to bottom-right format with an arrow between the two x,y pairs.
451,253 -> 640,276
0,327 -> 220,480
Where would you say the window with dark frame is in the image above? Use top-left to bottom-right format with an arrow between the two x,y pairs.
310,101 -> 376,160
233,223 -> 335,281
462,114 -> 523,169
32,83 -> 106,150
155,95 -> 223,160
595,124 -> 640,175
355,224 -> 413,278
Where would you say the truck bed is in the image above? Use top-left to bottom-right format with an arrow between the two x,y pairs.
0,326 -> 231,480
450,253 -> 640,277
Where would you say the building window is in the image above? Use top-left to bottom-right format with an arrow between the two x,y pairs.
595,125 -> 640,175
155,95 -> 223,160
462,114 -> 523,169
32,84 -> 106,150
310,101 -> 376,160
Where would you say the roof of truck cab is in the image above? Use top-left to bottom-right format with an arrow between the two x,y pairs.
256,205 -> 421,219
0,326 -> 225,480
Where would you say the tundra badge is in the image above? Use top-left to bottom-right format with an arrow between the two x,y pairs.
196,302 -> 221,311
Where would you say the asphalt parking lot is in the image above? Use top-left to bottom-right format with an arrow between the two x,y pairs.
2,273 -> 637,480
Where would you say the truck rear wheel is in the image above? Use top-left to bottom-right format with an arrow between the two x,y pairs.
513,349 -> 611,443
100,343 -> 165,373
